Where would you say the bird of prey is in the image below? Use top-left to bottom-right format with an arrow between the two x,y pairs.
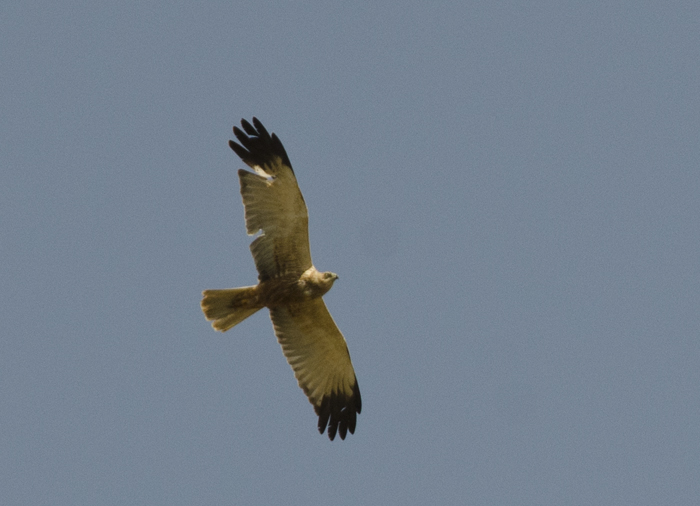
201,118 -> 361,440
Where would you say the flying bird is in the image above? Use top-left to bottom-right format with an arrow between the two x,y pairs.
201,118 -> 361,440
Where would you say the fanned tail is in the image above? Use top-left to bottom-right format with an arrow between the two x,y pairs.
201,287 -> 263,332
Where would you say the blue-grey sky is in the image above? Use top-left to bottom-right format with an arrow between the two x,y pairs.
2,1 -> 699,504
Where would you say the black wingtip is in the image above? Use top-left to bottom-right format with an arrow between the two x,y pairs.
316,380 -> 362,441
228,117 -> 293,172
241,118 -> 257,136
228,139 -> 248,161
251,117 -> 269,137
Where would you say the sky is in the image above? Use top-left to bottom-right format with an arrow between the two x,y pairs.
2,1 -> 699,504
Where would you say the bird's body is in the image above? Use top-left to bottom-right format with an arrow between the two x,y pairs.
201,118 -> 361,440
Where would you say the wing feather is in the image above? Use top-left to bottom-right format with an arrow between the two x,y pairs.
269,299 -> 361,440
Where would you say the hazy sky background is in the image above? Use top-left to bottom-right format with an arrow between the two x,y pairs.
2,1 -> 699,504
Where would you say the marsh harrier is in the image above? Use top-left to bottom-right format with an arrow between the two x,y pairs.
201,118 -> 361,440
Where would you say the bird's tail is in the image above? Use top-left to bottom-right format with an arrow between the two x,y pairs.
201,286 -> 263,332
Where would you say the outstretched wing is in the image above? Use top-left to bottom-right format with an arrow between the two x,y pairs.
229,118 -> 312,281
269,299 -> 362,440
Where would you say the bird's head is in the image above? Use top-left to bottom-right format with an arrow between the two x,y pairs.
323,271 -> 339,285
303,267 -> 339,296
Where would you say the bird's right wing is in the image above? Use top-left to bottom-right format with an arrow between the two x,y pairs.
230,118 -> 312,281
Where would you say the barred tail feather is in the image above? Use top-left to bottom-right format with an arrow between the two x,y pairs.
201,287 -> 263,332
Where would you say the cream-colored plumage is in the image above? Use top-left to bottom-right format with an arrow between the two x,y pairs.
201,118 -> 361,440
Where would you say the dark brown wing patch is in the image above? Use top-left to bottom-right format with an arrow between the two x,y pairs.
316,379 -> 362,440
229,117 -> 293,174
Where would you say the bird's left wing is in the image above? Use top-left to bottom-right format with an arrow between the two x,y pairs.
269,299 -> 361,440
